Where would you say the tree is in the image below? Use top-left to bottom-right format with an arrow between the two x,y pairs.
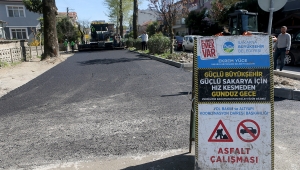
133,0 -> 138,39
42,0 -> 59,59
23,0 -> 42,13
210,0 -> 240,25
77,20 -> 90,44
185,9 -> 206,34
57,17 -> 80,43
119,0 -> 123,37
146,21 -> 159,37
23,0 -> 59,59
104,0 -> 133,35
149,0 -> 192,54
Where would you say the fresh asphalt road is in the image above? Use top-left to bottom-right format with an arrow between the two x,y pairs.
0,50 -> 299,170
0,50 -> 193,169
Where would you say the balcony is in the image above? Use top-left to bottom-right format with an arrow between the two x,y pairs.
173,18 -> 185,29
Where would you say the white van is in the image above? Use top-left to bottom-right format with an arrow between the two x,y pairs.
182,35 -> 203,52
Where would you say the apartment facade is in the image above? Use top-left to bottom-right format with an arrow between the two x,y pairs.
0,0 -> 41,41
173,0 -> 213,36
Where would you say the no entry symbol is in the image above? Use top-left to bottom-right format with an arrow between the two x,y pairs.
237,119 -> 260,142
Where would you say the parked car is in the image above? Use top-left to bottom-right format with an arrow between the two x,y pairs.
182,35 -> 203,52
274,31 -> 300,66
240,127 -> 257,134
285,31 -> 300,65
173,36 -> 183,51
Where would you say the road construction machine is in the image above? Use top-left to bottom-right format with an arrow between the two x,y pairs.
216,9 -> 264,36
78,20 -> 124,51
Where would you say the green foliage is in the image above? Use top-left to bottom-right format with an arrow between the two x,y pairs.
0,61 -> 9,68
57,18 -> 80,43
125,37 -> 135,47
104,0 -> 133,25
125,31 -> 134,38
210,0 -> 240,25
133,38 -> 142,50
185,9 -> 207,32
146,21 -> 159,37
185,8 -> 221,35
147,33 -> 170,54
23,0 -> 42,13
124,37 -> 142,50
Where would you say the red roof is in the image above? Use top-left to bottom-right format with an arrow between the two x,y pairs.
141,20 -> 153,26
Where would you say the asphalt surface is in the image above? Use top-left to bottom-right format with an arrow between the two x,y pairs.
0,50 -> 193,169
0,50 -> 299,170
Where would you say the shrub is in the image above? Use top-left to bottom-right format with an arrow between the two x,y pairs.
148,33 -> 170,54
125,37 -> 135,47
29,39 -> 40,46
133,38 -> 142,50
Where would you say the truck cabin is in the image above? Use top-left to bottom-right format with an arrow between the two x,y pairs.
90,23 -> 113,41
228,9 -> 258,35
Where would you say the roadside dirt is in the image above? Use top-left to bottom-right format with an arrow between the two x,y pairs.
274,74 -> 300,90
0,53 -> 74,98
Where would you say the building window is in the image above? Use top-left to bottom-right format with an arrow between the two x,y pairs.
6,6 -> 25,17
10,28 -> 27,39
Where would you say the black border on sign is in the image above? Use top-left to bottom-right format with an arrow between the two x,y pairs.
194,35 -> 274,169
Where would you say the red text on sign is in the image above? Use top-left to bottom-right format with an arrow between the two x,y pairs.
201,39 -> 216,58
218,148 -> 250,154
210,147 -> 258,164
210,156 -> 258,164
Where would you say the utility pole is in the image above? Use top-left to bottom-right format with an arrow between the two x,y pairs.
119,0 -> 123,37
67,7 -> 69,18
133,0 -> 138,39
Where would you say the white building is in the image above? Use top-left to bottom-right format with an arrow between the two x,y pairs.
138,9 -> 160,25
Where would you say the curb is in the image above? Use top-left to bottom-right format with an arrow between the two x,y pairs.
274,70 -> 300,100
274,70 -> 300,80
129,50 -> 299,101
129,50 -> 193,69
274,87 -> 300,100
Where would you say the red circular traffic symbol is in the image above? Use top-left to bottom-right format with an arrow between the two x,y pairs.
237,119 -> 260,142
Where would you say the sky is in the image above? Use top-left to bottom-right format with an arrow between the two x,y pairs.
56,0 -> 149,23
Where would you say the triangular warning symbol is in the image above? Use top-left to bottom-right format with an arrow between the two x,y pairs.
208,120 -> 233,142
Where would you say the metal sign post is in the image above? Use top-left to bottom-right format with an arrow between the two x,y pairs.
267,0 -> 274,35
259,0 -> 287,35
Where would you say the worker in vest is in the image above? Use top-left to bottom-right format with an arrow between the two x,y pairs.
71,40 -> 75,53
64,39 -> 68,53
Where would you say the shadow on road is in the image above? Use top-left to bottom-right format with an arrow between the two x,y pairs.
78,56 -> 150,66
274,97 -> 287,102
121,153 -> 194,170
161,92 -> 190,97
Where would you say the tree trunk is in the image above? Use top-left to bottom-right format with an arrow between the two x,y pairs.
169,24 -> 174,54
116,15 -> 119,35
133,0 -> 138,39
119,0 -> 123,37
42,0 -> 59,59
78,24 -> 84,44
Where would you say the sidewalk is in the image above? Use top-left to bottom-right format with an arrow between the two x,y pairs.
0,52 -> 74,98
274,66 -> 300,80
